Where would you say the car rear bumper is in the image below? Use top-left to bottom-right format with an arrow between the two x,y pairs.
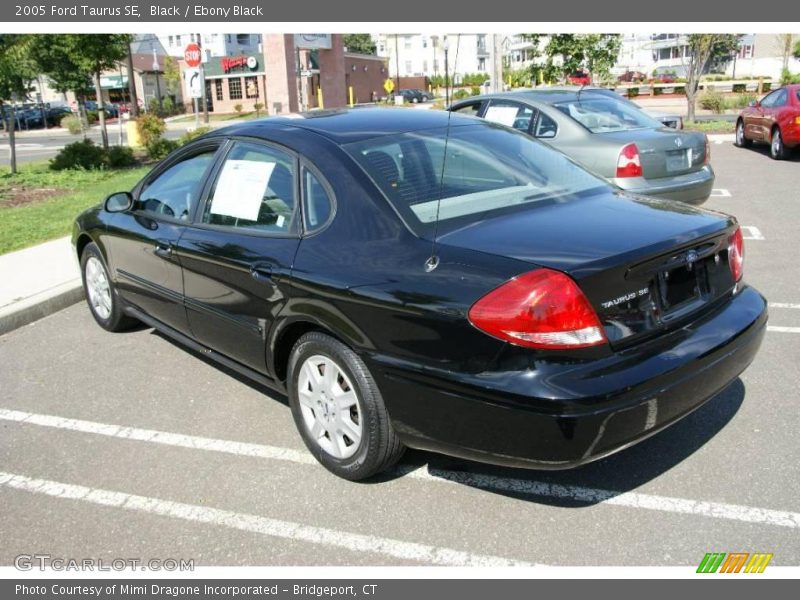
367,285 -> 767,470
612,165 -> 715,205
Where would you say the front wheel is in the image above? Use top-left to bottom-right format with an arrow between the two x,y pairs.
288,332 -> 405,480
770,128 -> 786,160
735,120 -> 751,148
80,242 -> 137,332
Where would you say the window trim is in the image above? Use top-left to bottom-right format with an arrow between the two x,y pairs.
131,139 -> 225,226
191,137 -> 303,240
484,99 -> 536,135
298,159 -> 337,237
532,107 -> 559,140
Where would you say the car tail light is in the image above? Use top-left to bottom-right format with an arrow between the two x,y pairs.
704,134 -> 711,164
794,116 -> 800,125
468,269 -> 607,350
616,143 -> 642,178
728,226 -> 744,282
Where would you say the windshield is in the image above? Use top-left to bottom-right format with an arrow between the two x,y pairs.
345,123 -> 608,238
554,97 -> 663,133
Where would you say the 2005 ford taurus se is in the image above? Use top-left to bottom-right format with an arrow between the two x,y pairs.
73,108 -> 767,480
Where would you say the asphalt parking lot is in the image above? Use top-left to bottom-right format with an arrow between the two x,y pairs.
1,141 -> 799,567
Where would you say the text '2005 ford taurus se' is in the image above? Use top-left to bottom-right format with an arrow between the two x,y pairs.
73,108 -> 767,480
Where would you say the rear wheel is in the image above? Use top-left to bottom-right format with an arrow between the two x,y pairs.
287,332 -> 405,480
735,120 -> 751,148
770,127 -> 786,160
80,242 -> 137,332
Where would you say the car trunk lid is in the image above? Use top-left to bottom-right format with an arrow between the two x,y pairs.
602,129 -> 707,179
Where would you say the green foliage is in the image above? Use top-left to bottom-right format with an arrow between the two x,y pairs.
725,93 -> 758,110
233,103 -> 243,114
147,97 -> 160,114
430,73 -> 487,88
780,68 -> 800,85
50,139 -> 106,171
794,40 -> 800,59
136,113 -> 166,148
343,34 -> 376,55
470,86 -> 481,96
539,34 -> 622,82
179,127 -> 211,145
59,114 -> 82,134
162,96 -> 175,114
253,102 -> 265,117
146,138 -> 179,161
105,145 -> 136,168
698,87 -> 725,113
627,87 -> 639,98
503,67 -> 533,88
452,89 -> 470,100
162,56 -> 181,90
85,110 -> 98,124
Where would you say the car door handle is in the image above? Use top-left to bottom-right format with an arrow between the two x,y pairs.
250,265 -> 273,282
154,241 -> 172,258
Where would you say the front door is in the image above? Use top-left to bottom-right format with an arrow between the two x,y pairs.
178,140 -> 301,373
105,143 -> 221,334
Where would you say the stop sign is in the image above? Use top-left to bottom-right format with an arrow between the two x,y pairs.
184,43 -> 202,68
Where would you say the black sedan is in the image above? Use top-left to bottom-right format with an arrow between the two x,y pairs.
73,108 -> 767,480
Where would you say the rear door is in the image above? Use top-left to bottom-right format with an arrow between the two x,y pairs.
177,139 -> 302,373
105,141 -> 222,334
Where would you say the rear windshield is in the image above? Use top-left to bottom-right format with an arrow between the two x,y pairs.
554,97 -> 663,133
344,123 -> 607,238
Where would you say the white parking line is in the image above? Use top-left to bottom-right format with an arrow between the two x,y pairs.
2,408 -> 799,530
0,471 -> 533,567
741,226 -> 764,240
710,188 -> 731,197
768,303 -> 800,310
767,326 -> 800,334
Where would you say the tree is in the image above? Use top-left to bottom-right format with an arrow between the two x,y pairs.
0,35 -> 37,175
683,34 -> 741,122
794,39 -> 800,60
343,34 -> 376,55
539,34 -> 621,84
162,55 -> 181,91
775,34 -> 796,71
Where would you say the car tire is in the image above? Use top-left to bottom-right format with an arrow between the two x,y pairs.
735,120 -> 751,148
80,242 -> 138,332
411,98 -> 419,104
287,332 -> 405,480
770,127 -> 786,160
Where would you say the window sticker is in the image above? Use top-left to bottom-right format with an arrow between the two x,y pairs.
210,160 -> 275,221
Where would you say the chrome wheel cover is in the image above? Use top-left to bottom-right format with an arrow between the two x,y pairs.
772,131 -> 782,155
736,122 -> 744,145
297,354 -> 362,459
85,256 -> 112,320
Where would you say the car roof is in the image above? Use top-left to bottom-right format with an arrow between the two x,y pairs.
456,87 -> 623,106
211,107 -> 479,144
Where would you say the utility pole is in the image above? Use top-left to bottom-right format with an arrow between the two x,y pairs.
492,34 -> 504,93
395,34 -> 401,97
126,41 -> 139,118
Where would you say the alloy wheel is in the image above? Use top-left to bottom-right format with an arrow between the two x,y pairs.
84,256 -> 112,320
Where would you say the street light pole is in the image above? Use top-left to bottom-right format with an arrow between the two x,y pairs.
443,36 -> 450,107
395,34 -> 401,99
152,48 -> 162,112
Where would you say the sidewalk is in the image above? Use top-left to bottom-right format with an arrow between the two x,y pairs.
0,236 -> 83,336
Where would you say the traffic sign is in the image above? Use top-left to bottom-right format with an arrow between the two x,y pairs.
186,68 -> 202,99
383,79 -> 395,94
184,43 -> 202,68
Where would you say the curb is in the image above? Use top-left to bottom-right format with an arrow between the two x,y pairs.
0,280 -> 83,336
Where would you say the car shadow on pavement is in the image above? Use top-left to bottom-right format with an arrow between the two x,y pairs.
740,145 -> 800,162
387,378 -> 745,506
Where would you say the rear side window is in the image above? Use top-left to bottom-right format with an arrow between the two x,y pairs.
203,142 -> 296,233
302,167 -> 333,232
451,102 -> 482,117
554,97 -> 662,133
534,112 -> 558,138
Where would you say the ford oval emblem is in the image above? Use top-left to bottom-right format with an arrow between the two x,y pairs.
674,137 -> 683,148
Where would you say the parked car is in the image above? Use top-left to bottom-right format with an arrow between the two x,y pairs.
450,90 -> 713,204
565,86 -> 684,129
735,84 -> 800,160
398,89 -> 427,103
411,88 -> 432,102
618,70 -> 647,83
73,108 -> 765,480
47,106 -> 74,127
651,72 -> 678,84
567,69 -> 591,86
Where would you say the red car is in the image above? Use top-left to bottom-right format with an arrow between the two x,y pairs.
735,84 -> 800,160
651,73 -> 677,84
566,69 -> 591,86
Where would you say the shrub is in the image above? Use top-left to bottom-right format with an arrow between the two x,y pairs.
85,110 -> 98,125
233,103 -> 243,115
50,139 -> 105,171
452,89 -> 470,100
626,87 -> 639,98
698,88 -> 725,113
60,114 -> 82,135
105,145 -> 136,168
179,126 -> 212,146
780,68 -> 800,85
146,137 -> 179,160
162,96 -> 175,114
253,102 -> 265,117
673,85 -> 686,96
725,93 -> 758,110
147,97 -> 160,114
136,113 -> 166,148
732,83 -> 747,94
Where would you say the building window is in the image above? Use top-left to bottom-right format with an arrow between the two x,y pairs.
422,37 -> 428,48
190,34 -> 195,43
228,78 -> 242,100
227,34 -> 232,43
245,76 -> 259,98
478,57 -> 486,71
237,34 -> 250,46
176,35 -> 181,46
215,79 -> 223,101
404,60 -> 412,75
423,60 -> 428,72
404,36 -> 412,50
168,36 -> 174,46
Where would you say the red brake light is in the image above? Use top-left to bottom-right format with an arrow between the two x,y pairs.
729,226 -> 744,282
468,269 -> 607,350
616,143 -> 642,178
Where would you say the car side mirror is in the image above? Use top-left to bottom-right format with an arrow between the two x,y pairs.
749,100 -> 759,107
104,191 -> 134,213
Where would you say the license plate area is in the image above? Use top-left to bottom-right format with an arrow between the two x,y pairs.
666,148 -> 691,172
657,258 -> 709,321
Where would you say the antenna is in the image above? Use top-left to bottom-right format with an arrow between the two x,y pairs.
427,33 -> 461,272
